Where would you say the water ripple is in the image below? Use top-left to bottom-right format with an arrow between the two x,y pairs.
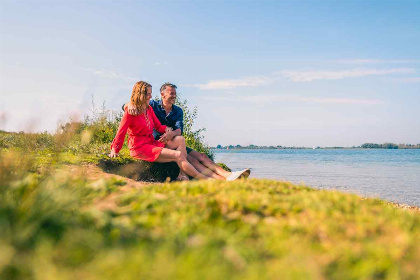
215,149 -> 420,206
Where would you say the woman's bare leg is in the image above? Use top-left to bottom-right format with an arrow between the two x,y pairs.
165,136 -> 192,180
165,136 -> 224,180
166,136 -> 187,157
155,148 -> 210,180
187,154 -> 225,180
189,151 -> 231,179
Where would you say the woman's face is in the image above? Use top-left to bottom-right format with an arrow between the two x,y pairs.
146,87 -> 152,102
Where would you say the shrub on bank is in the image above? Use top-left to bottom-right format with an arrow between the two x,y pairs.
0,130 -> 54,151
175,97 -> 214,160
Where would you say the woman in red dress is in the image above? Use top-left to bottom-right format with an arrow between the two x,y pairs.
109,81 -> 210,180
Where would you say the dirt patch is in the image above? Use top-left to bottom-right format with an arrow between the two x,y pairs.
64,164 -> 157,211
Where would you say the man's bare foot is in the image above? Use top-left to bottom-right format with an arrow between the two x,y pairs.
176,171 -> 190,181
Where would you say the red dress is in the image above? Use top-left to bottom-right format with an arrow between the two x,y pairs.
111,106 -> 167,162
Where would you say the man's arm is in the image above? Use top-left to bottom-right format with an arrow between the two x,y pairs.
122,102 -> 140,115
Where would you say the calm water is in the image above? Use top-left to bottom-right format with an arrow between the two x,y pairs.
214,149 -> 420,206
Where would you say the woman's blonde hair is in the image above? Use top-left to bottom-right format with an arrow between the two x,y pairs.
131,81 -> 152,113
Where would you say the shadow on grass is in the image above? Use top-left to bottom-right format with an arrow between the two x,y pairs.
97,158 -> 180,182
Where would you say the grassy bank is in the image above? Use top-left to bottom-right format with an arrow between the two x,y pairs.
1,152 -> 419,279
1,108 -> 420,279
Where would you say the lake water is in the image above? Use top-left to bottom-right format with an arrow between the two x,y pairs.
214,149 -> 420,207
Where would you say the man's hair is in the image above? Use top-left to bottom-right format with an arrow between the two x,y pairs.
160,82 -> 177,93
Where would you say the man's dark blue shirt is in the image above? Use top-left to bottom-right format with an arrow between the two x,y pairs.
149,99 -> 184,139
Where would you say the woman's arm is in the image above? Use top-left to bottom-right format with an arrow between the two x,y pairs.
149,107 -> 167,134
110,110 -> 131,155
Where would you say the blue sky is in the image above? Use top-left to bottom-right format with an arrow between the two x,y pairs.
1,0 -> 419,146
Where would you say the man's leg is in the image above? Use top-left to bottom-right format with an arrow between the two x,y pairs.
186,154 -> 225,180
156,147 -> 210,180
166,136 -> 190,181
188,150 -> 231,179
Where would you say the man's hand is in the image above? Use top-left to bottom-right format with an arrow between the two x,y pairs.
109,149 -> 119,158
159,130 -> 175,143
126,103 -> 140,116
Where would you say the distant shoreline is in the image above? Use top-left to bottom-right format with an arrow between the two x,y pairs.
212,145 -> 420,150
212,147 -> 420,150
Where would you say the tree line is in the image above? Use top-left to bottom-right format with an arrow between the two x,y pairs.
214,143 -> 420,149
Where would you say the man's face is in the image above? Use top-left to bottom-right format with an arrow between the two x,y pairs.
161,86 -> 177,105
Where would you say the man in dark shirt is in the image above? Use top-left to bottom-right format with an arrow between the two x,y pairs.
124,83 -> 250,180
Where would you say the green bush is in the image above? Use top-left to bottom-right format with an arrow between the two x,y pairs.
81,111 -> 122,145
175,96 -> 214,160
0,130 -> 54,151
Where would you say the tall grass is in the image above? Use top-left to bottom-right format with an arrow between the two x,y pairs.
0,96 -> 213,178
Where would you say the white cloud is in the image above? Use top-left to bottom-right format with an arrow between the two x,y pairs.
82,68 -> 137,81
396,77 -> 420,83
335,59 -> 420,64
202,94 -> 383,105
183,76 -> 273,90
298,97 -> 383,104
276,68 -> 415,82
249,95 -> 383,105
154,61 -> 170,67
185,67 -> 416,90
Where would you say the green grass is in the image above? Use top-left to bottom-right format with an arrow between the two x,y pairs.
1,148 -> 419,279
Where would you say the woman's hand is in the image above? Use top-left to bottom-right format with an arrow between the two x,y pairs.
109,149 -> 119,158
159,131 -> 173,143
159,127 -> 174,143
